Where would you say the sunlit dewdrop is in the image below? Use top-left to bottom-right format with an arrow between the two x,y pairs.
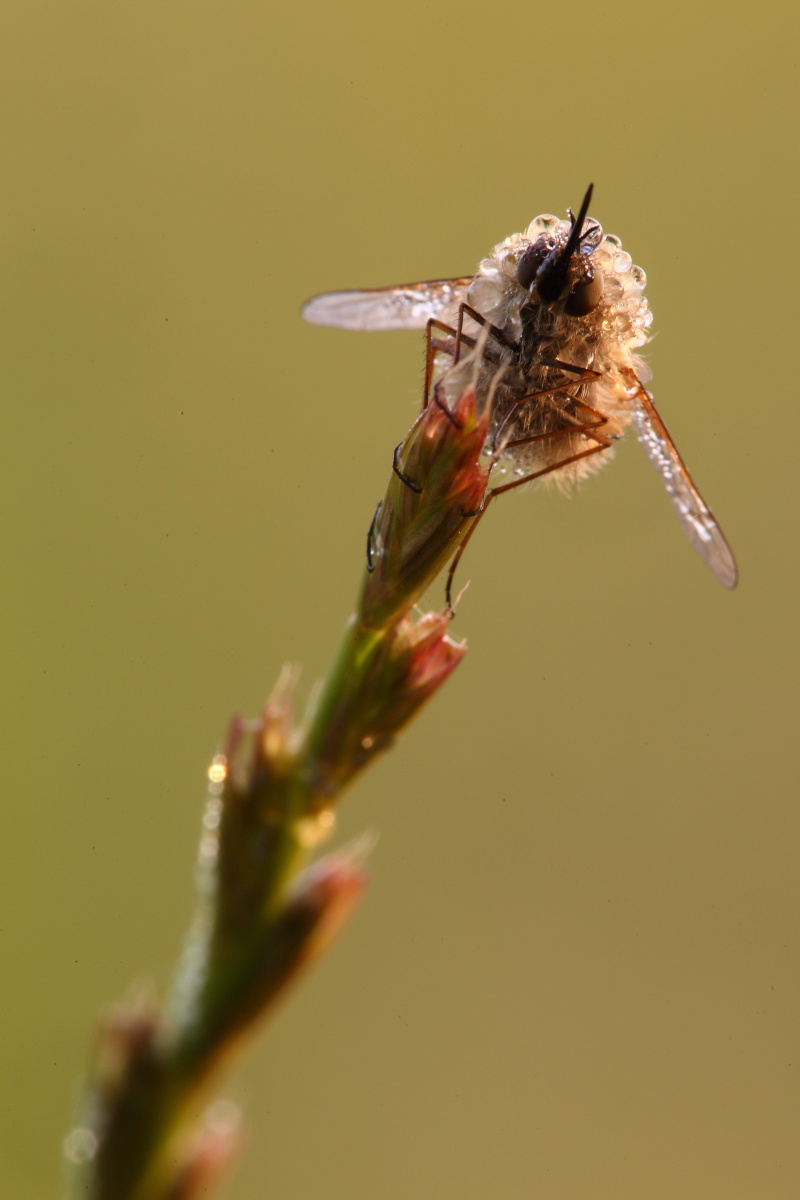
296,807 -> 336,849
207,755 -> 227,789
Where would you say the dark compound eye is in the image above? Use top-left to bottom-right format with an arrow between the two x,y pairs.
516,238 -> 552,291
563,271 -> 604,317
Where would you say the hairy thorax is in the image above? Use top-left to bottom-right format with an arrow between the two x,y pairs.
436,213 -> 653,486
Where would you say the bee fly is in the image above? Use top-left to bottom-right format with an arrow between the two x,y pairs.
303,185 -> 738,592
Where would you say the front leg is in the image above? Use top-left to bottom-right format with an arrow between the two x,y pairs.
454,303 -> 519,365
423,317 -> 474,409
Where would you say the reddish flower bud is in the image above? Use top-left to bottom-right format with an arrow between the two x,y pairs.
359,388 -> 490,630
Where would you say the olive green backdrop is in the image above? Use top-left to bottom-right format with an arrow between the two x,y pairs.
2,3 -> 798,1198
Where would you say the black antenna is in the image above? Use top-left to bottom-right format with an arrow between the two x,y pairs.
534,183 -> 594,303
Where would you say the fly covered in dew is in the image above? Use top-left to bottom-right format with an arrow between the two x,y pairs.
302,185 -> 738,592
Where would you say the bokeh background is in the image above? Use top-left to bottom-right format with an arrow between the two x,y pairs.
2,3 -> 799,1198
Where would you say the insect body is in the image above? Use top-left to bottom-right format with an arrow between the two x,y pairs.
302,186 -> 737,589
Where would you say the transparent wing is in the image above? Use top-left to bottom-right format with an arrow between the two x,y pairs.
630,380 -> 738,588
301,277 -> 473,332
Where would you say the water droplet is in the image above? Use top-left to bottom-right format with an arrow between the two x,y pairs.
202,803 -> 221,831
199,833 -> 217,864
296,807 -> 336,849
207,756 -> 227,785
63,1127 -> 98,1164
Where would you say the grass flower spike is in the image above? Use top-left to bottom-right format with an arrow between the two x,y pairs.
64,382 -> 491,1200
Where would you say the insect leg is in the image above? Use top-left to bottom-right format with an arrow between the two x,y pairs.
502,423 -> 612,456
392,442 -> 423,494
445,435 -> 611,609
430,379 -> 465,429
444,494 -> 495,611
424,318 -> 476,408
539,355 -> 602,382
501,398 -> 614,456
425,307 -> 513,415
491,380 -> 589,453
454,303 -> 519,365
490,360 -> 607,453
490,440 -> 611,497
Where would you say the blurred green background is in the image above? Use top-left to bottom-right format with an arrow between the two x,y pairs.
2,3 -> 798,1198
